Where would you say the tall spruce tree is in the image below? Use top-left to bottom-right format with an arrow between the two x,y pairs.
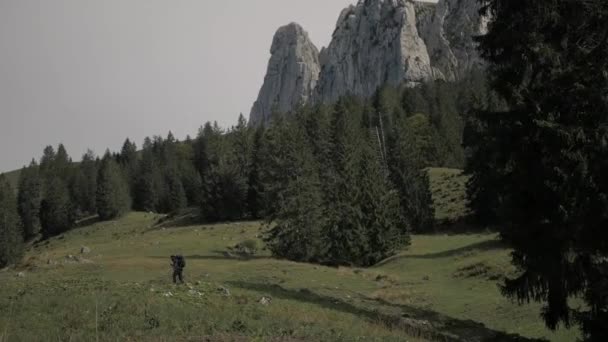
162,169 -> 187,214
467,1 -> 608,340
356,131 -> 407,265
199,122 -> 248,221
0,174 -> 24,267
119,138 -> 138,196
79,150 -> 98,214
97,152 -> 131,220
39,145 -> 56,180
263,119 -> 326,262
53,144 -> 72,182
322,100 -> 369,265
134,140 -> 162,212
175,140 -> 202,207
246,125 -> 265,219
17,160 -> 42,239
40,178 -> 73,237
388,115 -> 436,232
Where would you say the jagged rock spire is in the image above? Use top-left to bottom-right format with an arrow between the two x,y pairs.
249,23 -> 320,126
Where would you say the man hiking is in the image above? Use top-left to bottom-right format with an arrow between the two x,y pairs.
170,255 -> 186,284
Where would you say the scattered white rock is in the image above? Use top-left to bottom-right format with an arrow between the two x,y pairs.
259,296 -> 272,306
16,272 -> 26,278
188,289 -> 203,297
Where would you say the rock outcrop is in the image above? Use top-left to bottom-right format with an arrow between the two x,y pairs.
249,23 -> 320,126
314,0 -> 433,104
416,0 -> 488,81
249,0 -> 486,124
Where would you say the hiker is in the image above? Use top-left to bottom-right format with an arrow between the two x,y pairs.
170,255 -> 186,284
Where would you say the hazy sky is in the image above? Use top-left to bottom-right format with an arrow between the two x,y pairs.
0,0 -> 368,172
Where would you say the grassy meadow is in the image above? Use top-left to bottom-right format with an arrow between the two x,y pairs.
0,169 -> 579,341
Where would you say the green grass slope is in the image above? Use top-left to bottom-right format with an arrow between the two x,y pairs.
2,168 -> 21,191
427,168 -> 470,223
0,212 -> 578,341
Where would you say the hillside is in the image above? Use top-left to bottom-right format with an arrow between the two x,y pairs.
3,168 -> 21,191
427,168 -> 470,223
0,173 -> 581,342
0,214 -> 578,341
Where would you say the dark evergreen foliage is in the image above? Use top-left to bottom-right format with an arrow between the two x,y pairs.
262,117 -> 326,262
96,152 -> 131,220
134,147 -> 162,212
8,72 -> 479,267
40,177 -> 73,238
0,174 -> 24,267
77,150 -> 98,215
246,126 -> 265,219
17,160 -> 42,239
466,1 -> 608,340
261,98 -> 411,267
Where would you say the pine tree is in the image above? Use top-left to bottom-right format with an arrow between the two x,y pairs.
247,125 -> 265,219
162,169 -> 187,214
134,146 -> 161,212
175,140 -> 202,207
54,144 -> 72,182
198,122 -> 248,221
357,132 -> 407,265
322,100 -> 372,266
79,150 -> 98,214
39,145 -> 56,179
40,178 -> 73,237
262,117 -> 325,262
468,1 -> 608,339
0,174 -> 24,267
119,138 -> 138,197
388,115 -> 436,232
17,160 -> 42,239
97,152 -> 131,220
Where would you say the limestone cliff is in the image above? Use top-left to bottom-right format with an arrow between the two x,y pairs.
249,23 -> 320,126
416,0 -> 487,81
314,0 -> 433,104
249,0 -> 486,124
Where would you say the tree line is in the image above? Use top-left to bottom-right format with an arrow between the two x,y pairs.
1,75 -> 485,268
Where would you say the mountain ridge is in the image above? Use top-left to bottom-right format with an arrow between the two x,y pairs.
249,0 -> 486,125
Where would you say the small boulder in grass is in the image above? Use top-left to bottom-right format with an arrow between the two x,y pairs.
259,296 -> 272,306
80,246 -> 91,254
217,286 -> 231,297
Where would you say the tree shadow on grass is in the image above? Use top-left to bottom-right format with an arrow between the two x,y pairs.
228,281 -> 546,342
376,239 -> 506,266
75,215 -> 101,228
148,251 -> 270,262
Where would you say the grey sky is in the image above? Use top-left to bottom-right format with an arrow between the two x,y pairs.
0,0 -> 364,172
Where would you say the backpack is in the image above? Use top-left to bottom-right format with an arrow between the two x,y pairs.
176,255 -> 186,268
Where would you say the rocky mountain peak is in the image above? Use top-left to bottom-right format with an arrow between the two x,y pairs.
313,0 -> 433,105
249,0 -> 486,125
249,22 -> 320,126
